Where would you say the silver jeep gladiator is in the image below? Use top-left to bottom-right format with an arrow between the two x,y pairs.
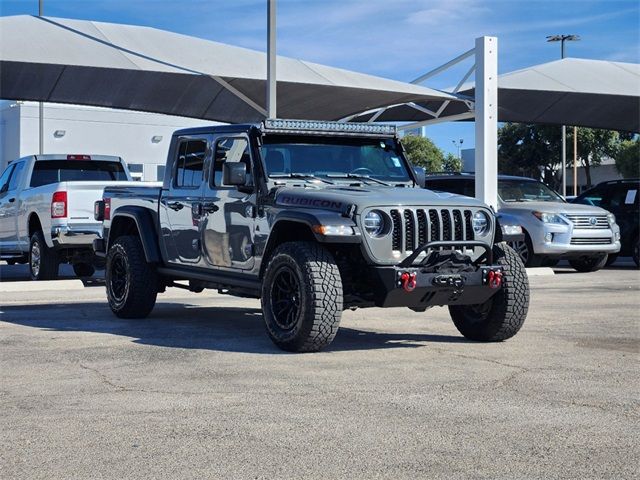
94,119 -> 529,352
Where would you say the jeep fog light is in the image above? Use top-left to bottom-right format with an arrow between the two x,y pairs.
312,225 -> 355,236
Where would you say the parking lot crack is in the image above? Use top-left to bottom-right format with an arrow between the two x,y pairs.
79,363 -> 131,392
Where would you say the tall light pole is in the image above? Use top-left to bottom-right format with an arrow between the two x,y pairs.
452,139 -> 463,159
39,0 -> 44,154
267,0 -> 277,119
546,34 -> 580,197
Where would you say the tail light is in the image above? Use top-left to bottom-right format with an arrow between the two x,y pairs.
51,191 -> 67,218
67,154 -> 91,160
104,198 -> 111,220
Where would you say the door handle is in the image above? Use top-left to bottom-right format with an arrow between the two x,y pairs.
202,202 -> 219,214
167,201 -> 184,211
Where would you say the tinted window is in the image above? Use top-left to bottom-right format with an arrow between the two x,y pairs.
7,162 -> 25,191
175,140 -> 206,188
425,179 -> 475,197
0,164 -> 15,193
157,165 -> 166,182
30,160 -> 127,188
213,137 -> 251,187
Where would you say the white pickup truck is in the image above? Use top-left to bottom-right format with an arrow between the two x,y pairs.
0,154 -> 138,279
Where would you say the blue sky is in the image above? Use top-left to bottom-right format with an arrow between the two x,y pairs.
2,0 -> 638,154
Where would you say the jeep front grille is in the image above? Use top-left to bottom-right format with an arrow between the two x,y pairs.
390,208 -> 474,253
565,214 -> 609,229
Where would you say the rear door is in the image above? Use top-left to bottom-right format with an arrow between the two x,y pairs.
200,135 -> 256,271
159,135 -> 209,266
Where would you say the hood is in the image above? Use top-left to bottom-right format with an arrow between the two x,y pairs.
275,185 -> 487,212
499,200 -> 610,215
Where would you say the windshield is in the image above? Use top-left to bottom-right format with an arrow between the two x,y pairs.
30,160 -> 128,187
498,179 -> 564,203
260,135 -> 412,183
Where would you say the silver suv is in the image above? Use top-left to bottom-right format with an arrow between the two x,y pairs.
425,174 -> 621,272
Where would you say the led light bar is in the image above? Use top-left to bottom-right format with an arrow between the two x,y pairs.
262,119 -> 397,137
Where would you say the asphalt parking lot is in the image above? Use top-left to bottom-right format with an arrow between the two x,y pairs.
1,261 -> 638,479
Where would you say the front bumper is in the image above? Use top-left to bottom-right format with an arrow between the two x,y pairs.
51,225 -> 103,250
531,223 -> 621,256
369,240 -> 502,308
372,264 -> 503,308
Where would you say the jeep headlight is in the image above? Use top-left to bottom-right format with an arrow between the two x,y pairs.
532,211 -> 566,224
607,213 -> 616,226
472,211 -> 490,236
364,210 -> 385,237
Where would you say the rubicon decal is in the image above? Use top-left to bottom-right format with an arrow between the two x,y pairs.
277,194 -> 343,210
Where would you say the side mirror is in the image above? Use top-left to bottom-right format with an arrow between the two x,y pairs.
413,167 -> 426,187
223,162 -> 247,186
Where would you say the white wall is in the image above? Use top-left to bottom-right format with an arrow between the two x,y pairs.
1,101 -> 220,180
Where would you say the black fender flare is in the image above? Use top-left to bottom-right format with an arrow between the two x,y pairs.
108,206 -> 161,263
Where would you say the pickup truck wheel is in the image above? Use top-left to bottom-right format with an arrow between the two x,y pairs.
569,254 -> 608,273
449,242 -> 529,342
73,263 -> 95,278
261,242 -> 343,352
106,235 -> 158,318
29,231 -> 59,281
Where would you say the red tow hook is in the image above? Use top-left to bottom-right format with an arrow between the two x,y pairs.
488,270 -> 502,289
400,272 -> 417,293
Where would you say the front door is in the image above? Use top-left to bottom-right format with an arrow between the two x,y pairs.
200,135 -> 256,271
160,136 -> 208,266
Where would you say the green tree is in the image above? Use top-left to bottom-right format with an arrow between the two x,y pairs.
569,128 -> 620,187
615,138 -> 640,178
498,123 -> 561,189
400,135 -> 443,172
498,123 -> 626,189
443,152 -> 462,172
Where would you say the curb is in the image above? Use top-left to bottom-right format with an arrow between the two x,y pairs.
0,279 -> 86,293
525,267 -> 555,277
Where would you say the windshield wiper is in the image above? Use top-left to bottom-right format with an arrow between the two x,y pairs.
326,173 -> 390,186
269,173 -> 334,185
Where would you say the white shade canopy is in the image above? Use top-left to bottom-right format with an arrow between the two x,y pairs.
351,58 -> 640,132
0,15 -> 460,123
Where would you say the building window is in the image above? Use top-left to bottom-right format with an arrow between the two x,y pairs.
128,163 -> 144,181
157,165 -> 165,182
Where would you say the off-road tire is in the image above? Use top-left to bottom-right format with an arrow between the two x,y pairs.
73,263 -> 95,278
29,231 -> 59,280
261,241 -> 343,352
106,235 -> 158,318
449,242 -> 529,342
569,254 -> 608,273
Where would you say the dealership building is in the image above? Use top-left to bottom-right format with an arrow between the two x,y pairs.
0,101 -> 218,181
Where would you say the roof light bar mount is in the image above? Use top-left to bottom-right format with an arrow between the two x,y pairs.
262,119 -> 397,137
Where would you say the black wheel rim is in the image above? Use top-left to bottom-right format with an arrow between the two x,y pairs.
109,253 -> 128,303
270,266 -> 302,331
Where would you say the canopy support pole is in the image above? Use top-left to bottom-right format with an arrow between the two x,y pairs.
474,36 -> 498,210
267,0 -> 277,119
38,0 -> 44,154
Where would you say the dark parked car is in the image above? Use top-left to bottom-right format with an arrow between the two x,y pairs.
572,179 -> 639,267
